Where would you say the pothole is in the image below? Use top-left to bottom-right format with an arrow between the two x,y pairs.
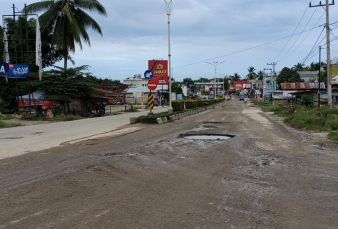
179,134 -> 234,140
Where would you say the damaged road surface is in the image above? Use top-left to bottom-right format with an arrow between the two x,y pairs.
1,100 -> 338,228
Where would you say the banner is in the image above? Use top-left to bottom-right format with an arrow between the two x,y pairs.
36,19 -> 42,81
148,60 -> 168,86
0,62 -> 9,75
0,62 -> 30,78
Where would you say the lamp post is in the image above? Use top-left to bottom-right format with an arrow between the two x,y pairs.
164,0 -> 173,111
206,61 -> 225,97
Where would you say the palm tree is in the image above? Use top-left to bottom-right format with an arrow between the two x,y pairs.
256,70 -> 264,80
26,0 -> 107,69
293,62 -> 304,71
246,66 -> 256,81
231,73 -> 241,81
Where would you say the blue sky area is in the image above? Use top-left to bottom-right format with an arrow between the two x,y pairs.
1,0 -> 338,82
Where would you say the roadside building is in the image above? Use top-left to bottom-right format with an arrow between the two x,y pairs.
194,80 -> 224,96
298,71 -> 319,82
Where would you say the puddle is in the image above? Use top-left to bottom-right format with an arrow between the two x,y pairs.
180,134 -> 234,140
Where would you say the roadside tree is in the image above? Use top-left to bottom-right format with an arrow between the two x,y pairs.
26,0 -> 107,69
276,67 -> 304,87
246,66 -> 256,81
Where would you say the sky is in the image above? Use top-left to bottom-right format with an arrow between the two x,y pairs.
1,0 -> 338,82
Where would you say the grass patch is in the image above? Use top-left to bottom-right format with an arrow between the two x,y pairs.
0,114 -> 14,120
22,114 -> 83,122
253,100 -> 338,141
0,121 -> 22,128
328,131 -> 338,141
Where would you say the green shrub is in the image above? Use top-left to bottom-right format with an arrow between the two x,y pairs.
172,100 -> 184,111
197,100 -> 205,107
296,94 -> 315,107
204,99 -> 214,106
325,114 -> 338,131
328,131 -> 338,141
185,100 -> 197,109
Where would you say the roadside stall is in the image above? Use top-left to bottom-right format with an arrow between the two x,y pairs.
17,89 -> 54,117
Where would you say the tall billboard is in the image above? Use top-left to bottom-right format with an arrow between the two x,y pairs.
148,60 -> 168,87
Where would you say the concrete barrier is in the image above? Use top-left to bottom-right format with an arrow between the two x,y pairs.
157,118 -> 163,124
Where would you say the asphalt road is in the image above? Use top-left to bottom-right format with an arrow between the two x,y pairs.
0,100 -> 337,228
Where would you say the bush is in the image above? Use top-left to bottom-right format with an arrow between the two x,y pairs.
325,114 -> 338,130
172,100 -> 184,111
197,100 -> 205,107
328,131 -> 338,141
185,100 -> 197,109
296,94 -> 315,107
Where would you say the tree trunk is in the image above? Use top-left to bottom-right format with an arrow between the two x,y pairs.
63,53 -> 67,69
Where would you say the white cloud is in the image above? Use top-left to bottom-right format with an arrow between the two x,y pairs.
1,0 -> 338,82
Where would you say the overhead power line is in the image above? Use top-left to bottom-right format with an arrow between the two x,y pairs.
273,6 -> 309,61
174,23 -> 325,69
277,9 -> 322,63
302,26 -> 325,64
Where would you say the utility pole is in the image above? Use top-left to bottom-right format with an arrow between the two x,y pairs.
267,62 -> 277,77
263,68 -> 272,98
318,45 -> 322,108
206,61 -> 225,97
267,62 -> 277,90
263,68 -> 272,75
164,0 -> 173,111
310,0 -> 335,107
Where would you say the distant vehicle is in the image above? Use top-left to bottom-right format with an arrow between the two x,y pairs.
239,94 -> 246,100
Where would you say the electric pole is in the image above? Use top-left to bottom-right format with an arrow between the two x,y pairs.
267,62 -> 277,77
310,0 -> 335,107
267,62 -> 277,89
206,61 -> 225,97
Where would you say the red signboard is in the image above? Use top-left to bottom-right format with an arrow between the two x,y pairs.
18,100 -> 54,107
233,81 -> 252,91
148,60 -> 168,86
147,78 -> 157,90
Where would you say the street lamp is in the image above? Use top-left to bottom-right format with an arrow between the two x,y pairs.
206,61 -> 225,97
164,0 -> 173,111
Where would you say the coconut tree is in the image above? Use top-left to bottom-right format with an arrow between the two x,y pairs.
26,0 -> 107,69
293,62 -> 304,71
231,73 -> 241,81
246,66 -> 256,81
256,70 -> 264,80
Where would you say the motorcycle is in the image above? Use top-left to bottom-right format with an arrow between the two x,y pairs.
244,98 -> 247,104
96,103 -> 106,117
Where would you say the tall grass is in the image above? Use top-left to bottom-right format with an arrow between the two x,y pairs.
253,100 -> 338,140
0,121 -> 22,129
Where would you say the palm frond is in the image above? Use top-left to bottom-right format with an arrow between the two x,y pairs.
25,0 -> 55,13
74,0 -> 107,16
